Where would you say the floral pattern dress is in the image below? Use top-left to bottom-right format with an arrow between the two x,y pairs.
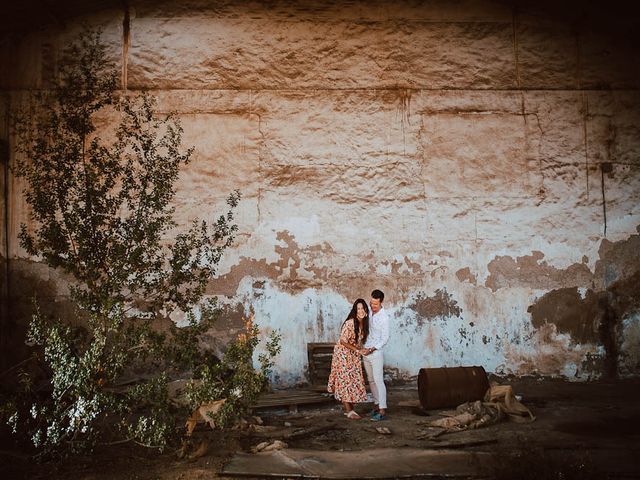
327,319 -> 367,403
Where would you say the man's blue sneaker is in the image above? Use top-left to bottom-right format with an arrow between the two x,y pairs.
370,409 -> 378,417
370,412 -> 386,421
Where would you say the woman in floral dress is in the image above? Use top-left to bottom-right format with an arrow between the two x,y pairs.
327,298 -> 369,419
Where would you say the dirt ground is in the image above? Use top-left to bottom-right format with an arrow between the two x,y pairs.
2,377 -> 640,479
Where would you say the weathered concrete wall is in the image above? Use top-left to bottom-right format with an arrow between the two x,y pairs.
1,0 -> 639,384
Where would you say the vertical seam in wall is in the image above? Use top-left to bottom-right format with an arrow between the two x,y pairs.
399,89 -> 411,156
577,25 -> 589,200
576,26 -> 583,90
601,113 -> 615,238
512,6 -> 521,89
1,93 -> 10,369
473,196 -> 478,242
416,112 -> 430,250
1,95 -> 8,264
582,92 -> 589,201
122,3 -> 130,92
252,90 -> 263,223
601,165 -> 607,238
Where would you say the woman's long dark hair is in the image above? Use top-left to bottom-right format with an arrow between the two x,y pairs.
343,298 -> 369,344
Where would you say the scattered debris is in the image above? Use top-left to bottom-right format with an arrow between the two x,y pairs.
187,441 -> 209,459
264,440 -> 288,452
233,418 -> 249,430
427,411 -> 481,431
176,440 -> 189,459
375,427 -> 392,435
429,438 -> 498,449
185,399 -> 226,435
415,428 -> 447,440
282,424 -> 345,440
416,384 -> 534,435
176,439 -> 209,460
284,421 -> 292,427
251,441 -> 269,453
167,379 -> 196,407
251,440 -> 288,453
484,385 -> 535,423
253,416 -> 264,425
249,424 -> 277,433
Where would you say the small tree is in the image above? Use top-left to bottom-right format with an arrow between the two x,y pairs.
8,30 -> 279,454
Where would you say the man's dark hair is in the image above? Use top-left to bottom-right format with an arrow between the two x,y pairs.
371,289 -> 384,302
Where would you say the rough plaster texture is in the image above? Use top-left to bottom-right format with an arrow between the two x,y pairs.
1,0 -> 639,384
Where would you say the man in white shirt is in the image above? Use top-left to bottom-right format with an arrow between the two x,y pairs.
362,289 -> 390,421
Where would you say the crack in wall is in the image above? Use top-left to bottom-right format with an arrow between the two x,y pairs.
122,4 -> 130,91
511,6 -> 521,89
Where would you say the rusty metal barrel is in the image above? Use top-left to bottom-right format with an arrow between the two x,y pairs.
418,366 -> 490,410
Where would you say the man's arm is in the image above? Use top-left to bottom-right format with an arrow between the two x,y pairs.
374,310 -> 390,350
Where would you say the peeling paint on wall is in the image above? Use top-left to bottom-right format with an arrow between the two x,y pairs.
523,228 -> 640,378
456,267 -> 477,285
409,288 -> 462,323
485,251 -> 592,292
528,287 -> 599,344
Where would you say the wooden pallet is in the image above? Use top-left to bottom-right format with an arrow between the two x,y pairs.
307,342 -> 366,391
307,342 -> 335,388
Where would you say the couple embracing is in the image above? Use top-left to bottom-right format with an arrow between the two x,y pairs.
327,289 -> 389,421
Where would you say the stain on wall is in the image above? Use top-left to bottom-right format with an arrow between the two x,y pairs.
528,288 -> 599,344
526,229 -> 640,378
410,288 -> 462,323
486,251 -> 593,292
456,267 -> 477,286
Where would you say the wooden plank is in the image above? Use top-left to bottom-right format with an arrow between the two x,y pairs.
311,359 -> 330,366
254,389 -> 334,409
312,358 -> 332,365
308,342 -> 335,348
312,356 -> 333,362
311,367 -> 331,375
255,397 -> 334,409
309,384 -> 330,392
263,392 -> 328,399
257,390 -> 331,398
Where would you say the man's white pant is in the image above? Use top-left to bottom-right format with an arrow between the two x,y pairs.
362,350 -> 387,409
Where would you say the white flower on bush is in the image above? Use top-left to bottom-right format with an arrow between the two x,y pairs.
32,430 -> 42,448
69,398 -> 87,424
8,412 -> 18,433
46,420 -> 61,444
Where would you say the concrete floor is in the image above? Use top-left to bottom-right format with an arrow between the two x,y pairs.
223,377 -> 640,478
2,377 -> 639,479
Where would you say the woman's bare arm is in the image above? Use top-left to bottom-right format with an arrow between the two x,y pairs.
340,339 -> 361,352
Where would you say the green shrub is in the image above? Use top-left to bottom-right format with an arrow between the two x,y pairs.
8,29 -> 279,456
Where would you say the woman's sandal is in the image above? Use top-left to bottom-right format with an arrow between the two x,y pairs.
346,410 -> 361,420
